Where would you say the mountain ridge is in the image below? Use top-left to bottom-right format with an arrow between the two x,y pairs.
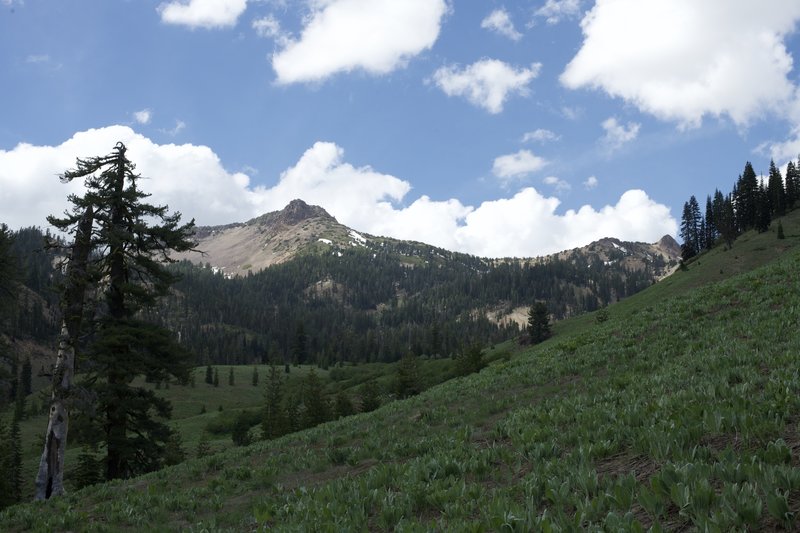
178,199 -> 680,278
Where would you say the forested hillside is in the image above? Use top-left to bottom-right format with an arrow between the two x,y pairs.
2,207 -> 798,531
149,234 -> 671,365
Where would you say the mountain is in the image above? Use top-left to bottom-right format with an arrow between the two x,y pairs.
179,199 -> 681,279
4,209 -> 799,530
175,199 -> 367,276
156,200 -> 682,364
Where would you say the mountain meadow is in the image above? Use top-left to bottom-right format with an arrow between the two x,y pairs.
0,199 -> 798,530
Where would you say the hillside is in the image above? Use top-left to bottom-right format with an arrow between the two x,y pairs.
3,214 -> 799,530
158,199 -> 680,365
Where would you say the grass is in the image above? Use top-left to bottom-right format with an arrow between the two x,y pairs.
3,213 -> 800,530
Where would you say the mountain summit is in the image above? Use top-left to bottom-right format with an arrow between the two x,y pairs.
178,199 -> 681,278
178,199 -> 353,275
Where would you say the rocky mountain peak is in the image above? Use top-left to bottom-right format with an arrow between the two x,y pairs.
248,199 -> 337,228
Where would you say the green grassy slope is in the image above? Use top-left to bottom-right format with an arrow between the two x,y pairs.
3,216 -> 800,531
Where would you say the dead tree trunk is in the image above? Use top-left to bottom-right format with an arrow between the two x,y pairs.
35,206 -> 93,500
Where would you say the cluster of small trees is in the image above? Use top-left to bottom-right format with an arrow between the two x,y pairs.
680,159 -> 800,259
256,365 -> 381,444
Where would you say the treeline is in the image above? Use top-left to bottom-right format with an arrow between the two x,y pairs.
680,158 -> 800,259
148,240 -> 659,366
2,225 -> 663,369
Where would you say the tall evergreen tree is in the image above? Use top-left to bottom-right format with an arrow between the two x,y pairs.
395,353 -> 422,399
261,365 -> 285,439
205,364 -> 213,385
251,366 -> 259,387
767,159 -> 786,217
704,195 -> 716,250
301,368 -> 329,428
359,380 -> 380,413
228,366 -> 235,386
736,162 -> 759,231
44,142 -> 195,481
527,302 -> 551,344
291,323 -> 308,365
786,160 -> 799,210
756,181 -> 772,233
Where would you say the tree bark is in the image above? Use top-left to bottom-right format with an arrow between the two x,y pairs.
34,206 -> 93,500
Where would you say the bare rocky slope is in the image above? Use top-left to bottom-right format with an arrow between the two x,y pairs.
176,199 -> 681,278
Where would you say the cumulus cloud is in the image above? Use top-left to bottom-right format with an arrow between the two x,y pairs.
534,0 -> 582,24
133,109 -> 152,125
561,0 -> 800,127
601,117 -> 640,151
492,149 -> 547,183
0,127 -> 677,258
432,59 -> 541,114
252,14 -> 288,44
481,8 -> 522,41
161,119 -> 186,137
543,176 -> 571,194
271,0 -> 448,84
522,128 -> 560,143
158,0 -> 248,29
583,175 -> 599,189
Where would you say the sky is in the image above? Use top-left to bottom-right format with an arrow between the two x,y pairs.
1,0 -> 800,258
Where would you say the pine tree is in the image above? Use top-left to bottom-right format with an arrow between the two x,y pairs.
767,159 -> 786,217
0,224 -> 18,320
291,323 -> 308,365
262,365 -> 285,440
301,368 -> 329,428
395,353 -> 421,398
252,366 -> 259,387
205,364 -> 213,385
718,194 -> 738,249
786,160 -> 799,210
680,196 -> 702,260
228,366 -> 235,386
455,343 -> 485,376
527,302 -> 551,344
334,391 -> 355,419
756,182 -> 772,233
195,433 -> 211,459
359,380 -> 380,413
736,162 -> 759,230
20,358 -> 32,397
73,446 -> 102,490
704,195 -> 716,250
44,142 -> 195,481
213,368 -> 220,387
163,429 -> 186,466
8,413 -> 22,505
777,220 -> 785,239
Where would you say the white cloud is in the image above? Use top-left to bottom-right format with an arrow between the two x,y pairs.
161,119 -> 186,137
271,0 -> 448,84
158,0 -> 248,29
432,59 -> 541,114
535,0 -> 582,24
0,127 -> 677,258
583,175 -> 598,189
481,8 -> 522,41
522,128 -> 560,143
252,14 -> 291,46
601,117 -> 640,151
492,149 -> 547,183
25,54 -> 50,64
133,109 -> 152,125
543,176 -> 571,194
561,0 -> 800,128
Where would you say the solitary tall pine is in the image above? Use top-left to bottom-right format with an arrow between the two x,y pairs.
44,142 -> 195,482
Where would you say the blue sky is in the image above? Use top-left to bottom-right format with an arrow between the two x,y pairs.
2,0 -> 800,257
